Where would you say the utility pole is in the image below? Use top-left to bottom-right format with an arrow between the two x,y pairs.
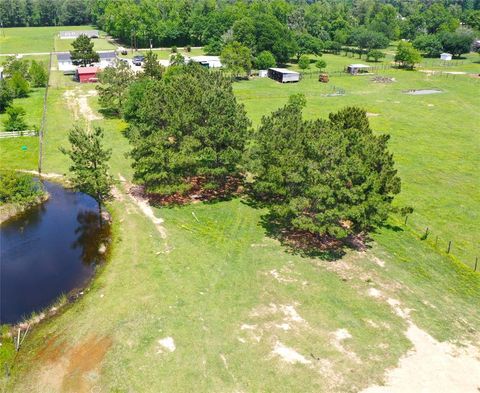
38,51 -> 52,175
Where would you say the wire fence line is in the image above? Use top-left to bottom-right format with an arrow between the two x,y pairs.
403,214 -> 478,272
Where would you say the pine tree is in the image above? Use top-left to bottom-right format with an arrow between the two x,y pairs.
61,125 -> 112,213
128,64 -> 251,196
97,60 -> 134,115
250,95 -> 401,239
70,34 -> 100,67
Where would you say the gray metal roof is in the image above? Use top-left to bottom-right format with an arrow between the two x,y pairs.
59,30 -> 99,38
268,68 -> 300,75
56,52 -> 71,61
98,51 -> 116,60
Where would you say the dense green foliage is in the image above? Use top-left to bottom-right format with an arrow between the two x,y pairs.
395,41 -> 422,68
254,50 -> 276,69
70,34 -> 99,67
367,49 -> 386,62
0,171 -> 43,205
249,95 -> 401,239
3,106 -> 28,131
0,0 -> 92,27
127,64 -> 250,195
28,60 -> 48,87
298,54 -> 311,70
97,60 -> 135,115
413,28 -> 476,57
220,41 -> 252,77
60,125 -> 112,207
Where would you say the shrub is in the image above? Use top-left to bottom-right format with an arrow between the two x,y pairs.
315,59 -> 327,70
298,54 -> 310,69
29,60 -> 48,87
0,171 -> 43,205
367,49 -> 386,62
171,46 -> 177,53
3,106 -> 28,131
255,51 -> 276,69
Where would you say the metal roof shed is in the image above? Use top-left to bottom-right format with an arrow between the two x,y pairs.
347,64 -> 371,74
267,68 -> 300,83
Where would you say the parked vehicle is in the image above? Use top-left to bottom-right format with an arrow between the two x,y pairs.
132,55 -> 145,66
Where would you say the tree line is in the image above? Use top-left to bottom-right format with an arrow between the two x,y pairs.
0,0 -> 92,27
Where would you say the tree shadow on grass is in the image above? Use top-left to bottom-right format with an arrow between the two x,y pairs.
246,197 -> 371,261
98,108 -> 121,119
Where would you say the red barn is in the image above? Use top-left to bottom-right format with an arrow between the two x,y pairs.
76,67 -> 99,83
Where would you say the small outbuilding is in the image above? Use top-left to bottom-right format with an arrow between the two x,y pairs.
189,56 -> 222,68
56,52 -> 76,73
267,68 -> 300,83
258,70 -> 268,77
440,53 -> 452,61
346,64 -> 371,75
98,51 -> 117,69
76,67 -> 99,83
60,30 -> 99,40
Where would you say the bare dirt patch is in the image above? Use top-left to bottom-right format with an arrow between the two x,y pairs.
63,88 -> 102,123
361,293 -> 480,392
272,341 -> 311,365
33,334 -> 112,393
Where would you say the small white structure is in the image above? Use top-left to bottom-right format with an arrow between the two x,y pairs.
0,67 -> 3,80
258,70 -> 268,77
59,30 -> 99,40
267,68 -> 300,83
347,64 -> 371,75
159,60 -> 170,67
189,56 -> 222,68
440,53 -> 452,61
97,51 -> 117,69
56,52 -> 76,73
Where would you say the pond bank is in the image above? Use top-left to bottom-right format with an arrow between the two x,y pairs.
0,192 -> 50,224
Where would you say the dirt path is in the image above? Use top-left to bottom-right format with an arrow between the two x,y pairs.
117,174 -> 168,239
63,88 -> 102,124
361,288 -> 480,393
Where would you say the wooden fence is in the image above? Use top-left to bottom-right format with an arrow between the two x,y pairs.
0,130 -> 37,138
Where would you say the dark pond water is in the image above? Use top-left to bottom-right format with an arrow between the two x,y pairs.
0,180 -> 110,324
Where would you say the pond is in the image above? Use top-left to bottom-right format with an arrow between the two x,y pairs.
0,180 -> 110,325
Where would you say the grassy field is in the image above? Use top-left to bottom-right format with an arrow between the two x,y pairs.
234,53 -> 480,268
53,36 -> 117,52
0,26 -> 109,54
0,51 -> 479,392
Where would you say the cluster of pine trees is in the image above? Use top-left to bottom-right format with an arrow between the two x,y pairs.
92,59 -> 403,242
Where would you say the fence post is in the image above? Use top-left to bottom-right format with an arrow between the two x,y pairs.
435,235 -> 438,247
447,240 -> 452,254
475,257 -> 478,272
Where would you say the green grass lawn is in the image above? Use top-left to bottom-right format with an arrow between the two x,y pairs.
234,55 -> 480,268
54,36 -> 117,52
0,25 -> 104,54
0,51 -> 479,393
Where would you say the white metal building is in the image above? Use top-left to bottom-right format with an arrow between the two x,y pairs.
346,64 -> 371,74
56,52 -> 76,72
440,53 -> 452,61
267,68 -> 300,83
59,30 -> 99,39
189,56 -> 222,68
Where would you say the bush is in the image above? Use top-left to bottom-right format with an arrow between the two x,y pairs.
29,60 -> 48,87
298,54 -> 310,69
0,79 -> 13,113
315,59 -> 327,70
0,171 -> 43,205
3,106 -> 28,131
8,72 -> 30,98
185,45 -> 191,52
171,46 -> 177,53
367,49 -> 386,62
255,50 -> 276,69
